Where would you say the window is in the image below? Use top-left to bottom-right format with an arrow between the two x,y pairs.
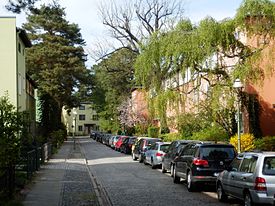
230,156 -> 243,171
79,115 -> 85,120
92,115 -> 99,121
18,43 -> 21,53
239,155 -> 258,173
79,105 -> 85,110
18,73 -> 22,95
78,125 -> 83,131
263,157 -> 275,175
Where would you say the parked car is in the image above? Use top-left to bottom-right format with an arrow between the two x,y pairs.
90,131 -> 96,139
120,136 -> 137,154
173,142 -> 237,191
162,140 -> 195,175
144,142 -> 170,169
216,151 -> 275,206
110,136 -> 120,149
115,136 -> 128,151
102,133 -> 112,145
132,137 -> 162,163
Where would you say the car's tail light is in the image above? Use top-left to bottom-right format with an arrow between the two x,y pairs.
193,158 -> 209,167
255,177 -> 267,191
156,152 -> 163,157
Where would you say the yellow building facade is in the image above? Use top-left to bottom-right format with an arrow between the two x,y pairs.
0,17 -> 36,134
62,103 -> 100,136
0,17 -> 33,111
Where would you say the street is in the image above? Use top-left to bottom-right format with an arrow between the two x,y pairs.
80,137 -> 242,206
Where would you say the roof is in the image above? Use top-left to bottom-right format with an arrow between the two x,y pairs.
17,28 -> 32,48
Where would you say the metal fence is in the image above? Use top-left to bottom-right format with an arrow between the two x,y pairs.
0,142 -> 54,198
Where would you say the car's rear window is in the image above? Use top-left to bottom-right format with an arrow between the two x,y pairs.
147,139 -> 161,145
160,144 -> 170,151
200,147 -> 236,160
263,157 -> 275,175
129,138 -> 136,144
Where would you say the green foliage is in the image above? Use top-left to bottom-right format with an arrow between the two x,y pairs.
0,94 -> 23,168
50,128 -> 66,149
0,94 -> 24,199
91,48 -> 137,123
235,0 -> 275,35
242,93 -> 262,138
161,127 -> 170,134
148,126 -> 160,138
160,132 -> 184,142
191,125 -> 229,142
98,116 -> 119,134
255,136 -> 275,151
177,113 -> 210,138
24,4 -> 87,107
38,92 -> 63,138
134,123 -> 149,136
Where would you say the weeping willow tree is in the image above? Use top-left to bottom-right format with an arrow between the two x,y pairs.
135,0 -> 275,136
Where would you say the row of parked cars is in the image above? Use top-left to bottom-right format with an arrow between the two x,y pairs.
90,131 -> 275,206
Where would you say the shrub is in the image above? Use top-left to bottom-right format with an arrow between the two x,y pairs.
134,123 -> 148,136
160,132 -> 183,142
191,125 -> 229,142
50,129 -> 66,148
148,126 -> 160,138
230,133 -> 255,152
161,127 -> 170,134
255,136 -> 275,151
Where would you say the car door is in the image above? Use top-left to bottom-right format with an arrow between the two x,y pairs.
222,155 -> 243,197
163,142 -> 175,169
145,143 -> 154,163
176,144 -> 193,178
233,154 -> 258,199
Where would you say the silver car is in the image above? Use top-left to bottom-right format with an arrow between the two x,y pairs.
144,142 -> 170,169
216,151 -> 275,206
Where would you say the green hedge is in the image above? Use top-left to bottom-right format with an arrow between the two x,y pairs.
255,136 -> 275,151
191,126 -> 229,142
148,127 -> 160,138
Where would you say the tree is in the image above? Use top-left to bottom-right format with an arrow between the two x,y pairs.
118,97 -> 148,128
6,0 -> 39,13
96,0 -> 184,58
135,17 -> 242,132
23,3 -> 88,136
91,48 -> 137,130
134,0 -> 275,135
0,94 -> 23,198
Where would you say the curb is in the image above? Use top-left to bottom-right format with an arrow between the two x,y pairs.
78,140 -> 113,206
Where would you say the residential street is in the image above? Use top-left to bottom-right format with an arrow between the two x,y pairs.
81,137 -> 242,206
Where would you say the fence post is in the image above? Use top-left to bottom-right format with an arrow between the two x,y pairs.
35,147 -> 41,170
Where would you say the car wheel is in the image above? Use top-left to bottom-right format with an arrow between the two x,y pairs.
170,164 -> 174,177
217,183 -> 228,202
161,163 -> 167,173
151,158 -> 156,169
144,158 -> 148,165
187,171 -> 196,192
173,166 -> 180,184
132,153 -> 137,161
138,154 -> 143,163
244,192 -> 254,206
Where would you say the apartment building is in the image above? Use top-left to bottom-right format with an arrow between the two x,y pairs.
0,17 -> 36,133
132,25 -> 274,137
62,102 -> 100,135
241,33 -> 275,136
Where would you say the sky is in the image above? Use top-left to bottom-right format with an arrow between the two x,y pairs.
0,0 -> 243,66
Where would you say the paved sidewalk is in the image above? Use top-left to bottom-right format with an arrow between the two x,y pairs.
23,138 -> 99,206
